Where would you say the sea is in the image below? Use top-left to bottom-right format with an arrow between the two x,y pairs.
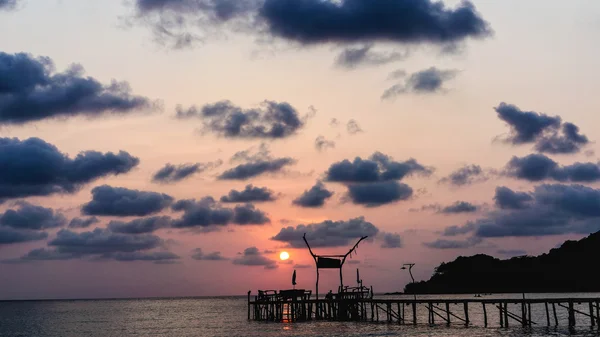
2,293 -> 600,337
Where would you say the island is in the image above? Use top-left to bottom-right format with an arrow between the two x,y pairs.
404,231 -> 600,294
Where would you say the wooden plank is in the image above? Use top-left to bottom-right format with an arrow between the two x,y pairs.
482,303 -> 487,327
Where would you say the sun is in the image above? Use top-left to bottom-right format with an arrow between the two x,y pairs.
279,251 -> 290,260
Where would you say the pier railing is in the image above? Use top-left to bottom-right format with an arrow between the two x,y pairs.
248,293 -> 600,328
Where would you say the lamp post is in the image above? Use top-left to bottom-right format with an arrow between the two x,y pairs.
401,263 -> 416,301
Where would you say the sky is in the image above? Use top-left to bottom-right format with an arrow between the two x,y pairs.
1,0 -> 600,300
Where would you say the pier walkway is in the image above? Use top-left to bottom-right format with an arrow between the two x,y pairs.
248,291 -> 600,328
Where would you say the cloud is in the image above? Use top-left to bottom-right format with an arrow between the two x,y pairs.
107,216 -> 172,234
0,201 -> 66,230
440,201 -> 478,214
68,217 -> 100,229
191,248 -> 228,260
439,164 -> 487,186
49,228 -> 163,254
0,0 -> 17,11
444,184 -> 600,238
109,251 -> 180,263
0,227 -> 47,245
176,100 -> 308,139
0,52 -> 154,125
294,264 -> 312,269
382,67 -> 458,99
424,236 -> 482,249
220,184 -> 276,203
81,185 -> 174,217
441,222 -> 478,237
346,181 -> 413,207
10,248 -> 78,261
347,120 -> 363,134
494,103 -> 589,154
218,144 -> 295,180
152,161 -> 222,183
334,44 -> 408,69
326,152 -> 431,183
171,197 -> 269,229
315,136 -> 335,151
232,246 -> 277,269
271,216 -> 378,248
0,137 -> 139,200
493,186 -> 532,210
259,0 -> 491,45
504,154 -> 600,182
292,181 -> 333,208
497,249 -> 527,257
380,232 -> 402,248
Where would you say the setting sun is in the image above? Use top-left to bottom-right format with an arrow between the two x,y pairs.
279,251 -> 290,260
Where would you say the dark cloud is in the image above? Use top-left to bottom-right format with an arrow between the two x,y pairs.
191,248 -> 228,260
315,136 -> 335,151
12,248 -> 78,261
495,103 -> 589,154
176,100 -> 307,139
439,164 -> 487,186
220,184 -> 276,203
330,118 -> 340,127
504,154 -> 600,182
218,151 -> 294,180
0,137 -> 139,200
444,184 -> 600,238
68,217 -> 100,229
380,232 -> 402,248
134,0 -> 490,51
0,52 -> 153,125
48,228 -> 163,255
497,249 -> 527,257
294,264 -> 312,269
108,251 -> 179,263
171,197 -> 269,229
152,161 -> 222,183
334,44 -> 408,69
326,152 -> 431,183
232,246 -> 277,269
424,236 -> 482,249
382,67 -> 457,99
107,216 -> 172,234
346,181 -> 413,207
292,181 -> 333,208
440,201 -> 478,214
493,186 -> 532,210
271,216 -> 378,248
81,185 -> 174,217
441,222 -> 477,237
0,227 -> 47,245
259,0 -> 490,45
0,201 -> 66,230
0,0 -> 17,10
347,119 -> 363,134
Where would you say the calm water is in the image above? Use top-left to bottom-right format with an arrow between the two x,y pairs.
2,293 -> 600,336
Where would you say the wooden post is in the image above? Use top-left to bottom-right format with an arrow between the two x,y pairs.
412,302 -> 417,325
504,302 -> 509,327
521,300 -> 527,327
428,302 -> 433,324
568,301 -> 576,327
397,302 -> 401,324
545,302 -> 550,326
316,268 -> 320,301
387,303 -> 392,323
527,302 -> 532,326
483,303 -> 488,327
463,302 -> 469,327
552,303 -> 558,326
590,302 -> 595,327
446,302 -> 451,326
596,301 -> 599,330
499,303 -> 504,327
247,291 -> 251,320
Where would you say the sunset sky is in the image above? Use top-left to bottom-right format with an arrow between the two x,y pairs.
1,0 -> 600,300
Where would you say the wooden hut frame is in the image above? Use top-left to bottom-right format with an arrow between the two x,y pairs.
303,233 -> 368,299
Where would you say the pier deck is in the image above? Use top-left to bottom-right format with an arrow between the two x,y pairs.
248,292 -> 600,328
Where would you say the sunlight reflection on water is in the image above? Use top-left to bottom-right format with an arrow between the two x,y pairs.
1,294 -> 600,336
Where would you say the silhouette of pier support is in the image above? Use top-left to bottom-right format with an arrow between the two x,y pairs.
248,294 -> 600,328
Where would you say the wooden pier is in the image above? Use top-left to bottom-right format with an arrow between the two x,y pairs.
248,291 -> 600,328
